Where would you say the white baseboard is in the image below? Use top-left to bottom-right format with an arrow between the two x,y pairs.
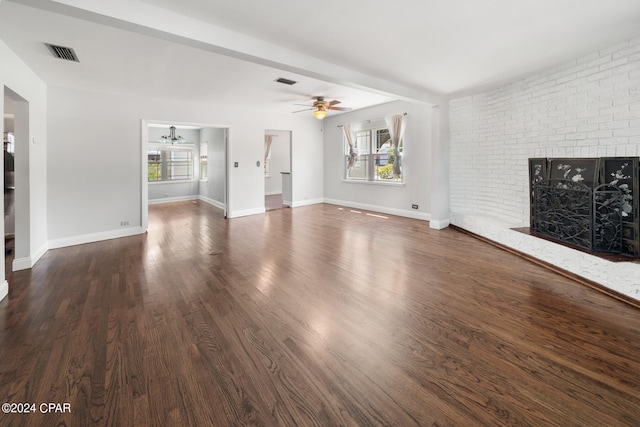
12,257 -> 32,271
323,198 -> 430,221
0,280 -> 7,302
291,198 -> 323,208
429,218 -> 451,230
265,191 -> 282,196
198,195 -> 225,210
12,241 -> 49,271
32,242 -> 49,266
48,226 -> 145,250
148,195 -> 197,204
227,207 -> 266,218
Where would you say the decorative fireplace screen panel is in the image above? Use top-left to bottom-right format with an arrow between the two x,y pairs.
533,179 -> 593,250
593,184 -> 623,253
600,158 -> 639,256
533,179 -> 623,252
529,157 -> 638,256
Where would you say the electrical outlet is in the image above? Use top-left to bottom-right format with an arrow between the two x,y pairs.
120,220 -> 130,226
411,204 -> 419,209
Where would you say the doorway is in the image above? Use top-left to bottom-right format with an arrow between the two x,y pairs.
3,86 -> 29,274
3,95 -> 15,272
141,120 -> 229,231
264,130 -> 292,211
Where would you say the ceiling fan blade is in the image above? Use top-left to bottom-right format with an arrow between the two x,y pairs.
328,106 -> 352,111
292,108 -> 314,113
294,103 -> 313,107
328,100 -> 341,106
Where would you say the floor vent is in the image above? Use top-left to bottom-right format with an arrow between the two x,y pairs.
275,77 -> 297,85
45,43 -> 79,62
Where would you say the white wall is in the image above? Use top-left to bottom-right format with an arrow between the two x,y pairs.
449,36 -> 640,301
265,129 -> 290,195
199,127 -> 226,208
148,181 -> 199,203
323,100 -> 432,219
0,39 -> 48,283
47,85 -> 323,244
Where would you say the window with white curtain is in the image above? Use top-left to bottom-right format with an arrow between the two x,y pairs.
344,126 -> 403,182
264,152 -> 271,177
264,135 -> 273,178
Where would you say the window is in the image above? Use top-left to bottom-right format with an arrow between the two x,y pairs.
200,143 -> 208,181
147,149 -> 193,182
264,151 -> 271,177
264,135 -> 274,178
148,150 -> 162,181
345,127 -> 403,182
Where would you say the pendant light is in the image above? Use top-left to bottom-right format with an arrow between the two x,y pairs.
159,126 -> 185,144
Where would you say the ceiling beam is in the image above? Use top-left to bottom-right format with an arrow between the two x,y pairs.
12,0 -> 444,106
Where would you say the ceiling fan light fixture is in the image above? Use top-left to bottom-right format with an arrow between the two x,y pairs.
313,109 -> 327,120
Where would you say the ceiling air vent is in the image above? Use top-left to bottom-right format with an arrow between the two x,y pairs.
45,43 -> 79,62
275,77 -> 297,86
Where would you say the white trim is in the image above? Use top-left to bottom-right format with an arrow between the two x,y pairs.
227,207 -> 266,218
12,242 -> 49,271
141,120 -> 149,232
148,180 -> 197,186
12,257 -> 32,271
265,191 -> 281,196
291,198 -> 323,208
0,280 -> 7,302
148,195 -> 197,205
48,226 -> 145,250
198,195 -> 225,210
323,198 -> 430,221
148,142 -> 196,151
429,219 -> 451,230
31,242 -> 48,267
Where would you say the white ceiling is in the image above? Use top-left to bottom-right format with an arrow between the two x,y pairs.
2,0 -> 640,115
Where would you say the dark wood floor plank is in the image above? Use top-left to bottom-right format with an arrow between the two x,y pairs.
1,200 -> 639,426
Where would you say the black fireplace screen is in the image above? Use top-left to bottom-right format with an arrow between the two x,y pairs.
532,179 -> 623,252
529,157 -> 638,256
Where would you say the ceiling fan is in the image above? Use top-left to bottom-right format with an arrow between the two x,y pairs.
292,96 -> 352,120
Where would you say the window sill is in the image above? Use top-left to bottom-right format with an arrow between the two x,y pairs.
148,180 -> 195,185
341,179 -> 405,187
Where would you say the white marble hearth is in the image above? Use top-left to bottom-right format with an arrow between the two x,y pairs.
451,213 -> 640,303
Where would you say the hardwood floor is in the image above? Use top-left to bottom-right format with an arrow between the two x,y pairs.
1,201 -> 639,426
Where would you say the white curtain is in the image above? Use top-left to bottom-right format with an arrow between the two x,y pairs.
385,114 -> 406,177
343,123 -> 357,169
264,135 -> 273,174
